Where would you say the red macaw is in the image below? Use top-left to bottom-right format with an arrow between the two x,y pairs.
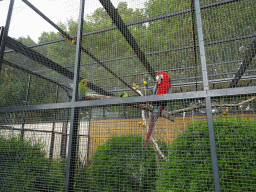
144,72 -> 172,148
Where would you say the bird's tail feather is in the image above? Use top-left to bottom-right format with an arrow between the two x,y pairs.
144,107 -> 162,148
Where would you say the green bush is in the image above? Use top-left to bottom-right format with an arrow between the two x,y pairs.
157,118 -> 256,191
90,134 -> 157,191
0,134 -> 64,191
73,162 -> 92,191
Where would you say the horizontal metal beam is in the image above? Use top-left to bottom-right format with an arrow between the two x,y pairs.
208,86 -> 256,97
0,126 -> 87,136
1,86 -> 255,113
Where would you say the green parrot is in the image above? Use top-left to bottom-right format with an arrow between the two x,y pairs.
118,92 -> 131,98
78,79 -> 89,100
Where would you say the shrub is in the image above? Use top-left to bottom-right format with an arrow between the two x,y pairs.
90,134 -> 157,191
0,134 -> 64,191
157,118 -> 256,191
73,162 -> 92,191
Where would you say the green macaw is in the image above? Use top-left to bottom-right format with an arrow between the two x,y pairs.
78,79 -> 89,100
118,92 -> 131,98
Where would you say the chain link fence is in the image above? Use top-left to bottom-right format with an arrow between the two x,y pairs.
0,0 -> 255,191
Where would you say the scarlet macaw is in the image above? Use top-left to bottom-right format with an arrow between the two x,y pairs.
144,72 -> 172,148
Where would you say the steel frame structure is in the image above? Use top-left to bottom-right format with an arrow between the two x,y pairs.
0,0 -> 255,191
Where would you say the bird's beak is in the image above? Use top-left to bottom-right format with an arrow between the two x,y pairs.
156,75 -> 162,84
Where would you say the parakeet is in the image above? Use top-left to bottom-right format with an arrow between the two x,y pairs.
143,80 -> 148,89
220,108 -> 229,117
118,92 -> 131,98
72,38 -> 76,44
132,83 -> 139,90
64,36 -> 69,42
78,79 -> 89,101
144,72 -> 172,148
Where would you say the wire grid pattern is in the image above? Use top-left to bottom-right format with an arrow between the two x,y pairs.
0,0 -> 255,191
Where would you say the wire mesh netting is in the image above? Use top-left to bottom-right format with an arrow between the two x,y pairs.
0,0 -> 255,191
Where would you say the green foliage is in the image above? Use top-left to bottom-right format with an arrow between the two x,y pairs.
157,118 -> 256,191
90,134 -> 157,191
73,163 -> 92,192
0,134 -> 65,191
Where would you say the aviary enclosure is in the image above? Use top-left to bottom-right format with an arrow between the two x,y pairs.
0,0 -> 255,191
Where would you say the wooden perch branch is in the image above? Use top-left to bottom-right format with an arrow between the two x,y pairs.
85,91 -> 166,157
163,96 -> 256,116
85,92 -> 174,121
84,93 -> 115,100
133,88 -> 166,159
85,93 -> 256,118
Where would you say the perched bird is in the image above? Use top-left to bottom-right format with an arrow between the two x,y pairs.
143,80 -> 148,89
220,108 -> 229,117
118,92 -> 131,98
133,83 -> 139,90
72,38 -> 76,44
144,72 -> 172,148
64,36 -> 69,42
78,79 -> 89,101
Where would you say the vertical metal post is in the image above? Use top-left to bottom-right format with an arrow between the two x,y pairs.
190,0 -> 198,91
21,74 -> 31,139
103,107 -> 106,119
65,0 -> 85,191
194,0 -> 221,191
86,107 -> 92,165
60,92 -> 70,159
0,0 -> 15,72
0,27 -> 4,48
49,85 -> 59,159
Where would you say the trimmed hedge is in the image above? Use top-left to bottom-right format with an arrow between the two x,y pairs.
0,135 -> 64,191
90,134 -> 157,191
157,118 -> 256,191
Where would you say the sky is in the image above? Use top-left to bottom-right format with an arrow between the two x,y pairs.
0,0 -> 145,43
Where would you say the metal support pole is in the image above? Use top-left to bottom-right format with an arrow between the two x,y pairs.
21,75 -> 31,139
49,85 -> 59,159
0,0 -> 15,72
0,27 -> 4,50
86,107 -> 92,165
190,0 -> 198,91
194,0 -> 221,191
65,0 -> 85,191
60,92 -> 70,159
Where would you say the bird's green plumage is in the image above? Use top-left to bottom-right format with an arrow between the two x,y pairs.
79,79 -> 88,96
118,92 -> 130,98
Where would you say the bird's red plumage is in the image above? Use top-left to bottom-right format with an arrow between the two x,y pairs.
155,72 -> 171,95
144,72 -> 172,149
